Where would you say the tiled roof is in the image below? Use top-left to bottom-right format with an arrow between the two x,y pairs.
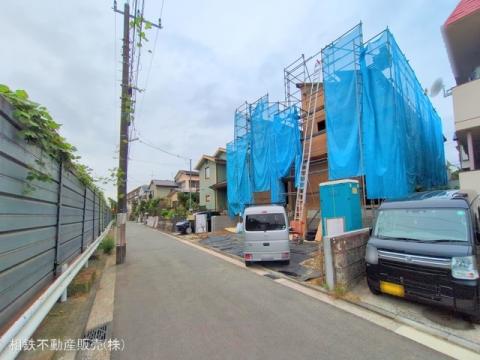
445,0 -> 480,26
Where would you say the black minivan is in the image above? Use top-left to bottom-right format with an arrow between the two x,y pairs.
365,190 -> 480,322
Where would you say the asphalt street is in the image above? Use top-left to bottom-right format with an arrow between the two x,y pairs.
112,222 -> 450,360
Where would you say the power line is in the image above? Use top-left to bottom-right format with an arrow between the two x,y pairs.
138,137 -> 189,160
134,0 -> 165,123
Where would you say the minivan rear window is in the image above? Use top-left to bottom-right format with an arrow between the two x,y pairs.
245,214 -> 286,231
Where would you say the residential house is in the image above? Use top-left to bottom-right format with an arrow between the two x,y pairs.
174,170 -> 200,192
138,184 -> 151,201
149,179 -> 178,207
195,148 -> 227,211
166,170 -> 200,208
443,0 -> 480,193
126,185 -> 142,218
127,184 -> 151,218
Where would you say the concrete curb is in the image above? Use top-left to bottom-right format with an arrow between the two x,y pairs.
76,253 -> 117,360
159,228 -> 480,355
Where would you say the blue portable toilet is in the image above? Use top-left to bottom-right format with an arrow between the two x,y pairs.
319,179 -> 362,236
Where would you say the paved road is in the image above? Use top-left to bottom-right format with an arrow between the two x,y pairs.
112,223 -> 449,360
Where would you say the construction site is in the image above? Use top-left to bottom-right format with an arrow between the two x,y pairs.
226,23 -> 447,238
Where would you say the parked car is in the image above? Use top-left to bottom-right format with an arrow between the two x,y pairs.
175,220 -> 192,235
365,190 -> 480,322
241,204 -> 290,266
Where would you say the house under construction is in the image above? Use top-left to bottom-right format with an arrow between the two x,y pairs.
227,23 -> 447,238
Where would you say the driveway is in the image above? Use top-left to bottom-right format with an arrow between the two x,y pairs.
112,222 -> 449,360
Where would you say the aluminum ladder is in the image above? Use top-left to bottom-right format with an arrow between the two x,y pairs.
293,60 -> 323,234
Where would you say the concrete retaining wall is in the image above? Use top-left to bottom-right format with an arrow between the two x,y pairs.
157,219 -> 176,232
145,216 -> 177,232
324,228 -> 370,290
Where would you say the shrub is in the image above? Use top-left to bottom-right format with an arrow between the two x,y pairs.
100,236 -> 115,255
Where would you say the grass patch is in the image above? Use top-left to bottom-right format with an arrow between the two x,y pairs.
99,235 -> 115,255
333,284 -> 348,298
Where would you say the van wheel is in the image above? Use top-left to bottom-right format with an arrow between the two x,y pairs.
245,261 -> 252,267
186,227 -> 192,234
280,260 -> 290,266
367,280 -> 381,295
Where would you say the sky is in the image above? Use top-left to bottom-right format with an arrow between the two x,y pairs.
1,0 -> 460,200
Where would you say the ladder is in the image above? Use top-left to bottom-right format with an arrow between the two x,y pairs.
293,60 -> 323,228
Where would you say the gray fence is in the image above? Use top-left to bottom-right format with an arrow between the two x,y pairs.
0,96 -> 112,331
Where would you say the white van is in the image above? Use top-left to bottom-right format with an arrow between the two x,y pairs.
242,205 -> 290,266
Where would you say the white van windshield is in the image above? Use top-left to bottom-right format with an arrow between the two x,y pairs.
245,214 -> 286,231
374,208 -> 469,242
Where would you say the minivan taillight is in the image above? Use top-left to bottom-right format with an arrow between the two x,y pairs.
281,252 -> 290,259
244,253 -> 252,260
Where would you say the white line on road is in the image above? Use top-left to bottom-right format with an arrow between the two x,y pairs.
159,230 -> 480,360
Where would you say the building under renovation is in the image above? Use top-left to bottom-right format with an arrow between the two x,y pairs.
227,23 -> 447,236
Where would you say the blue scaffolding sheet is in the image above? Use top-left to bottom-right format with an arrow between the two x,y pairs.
227,97 -> 301,216
322,24 -> 447,199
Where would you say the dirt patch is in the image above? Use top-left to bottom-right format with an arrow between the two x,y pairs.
209,229 -> 233,237
180,234 -> 203,242
306,278 -> 325,287
300,251 -> 323,270
68,267 -> 97,296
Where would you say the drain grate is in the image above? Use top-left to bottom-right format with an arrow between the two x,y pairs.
84,324 -> 108,345
264,273 -> 280,280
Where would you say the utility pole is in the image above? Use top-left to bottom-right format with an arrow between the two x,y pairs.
113,1 -> 162,264
189,159 -> 192,211
116,1 -> 130,265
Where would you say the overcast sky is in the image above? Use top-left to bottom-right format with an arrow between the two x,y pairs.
1,0 -> 459,200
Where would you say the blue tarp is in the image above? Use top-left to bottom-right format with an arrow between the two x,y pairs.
227,97 -> 301,216
322,24 -> 447,199
322,24 -> 364,179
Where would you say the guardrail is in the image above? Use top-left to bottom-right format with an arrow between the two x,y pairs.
0,221 -> 113,360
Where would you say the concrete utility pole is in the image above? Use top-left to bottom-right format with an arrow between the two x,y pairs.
189,159 -> 193,211
116,1 -> 130,264
113,1 -> 162,264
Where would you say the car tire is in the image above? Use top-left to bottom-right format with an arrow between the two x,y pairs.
186,227 -> 192,234
245,261 -> 252,267
367,280 -> 381,295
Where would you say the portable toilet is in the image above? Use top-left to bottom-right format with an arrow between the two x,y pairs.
319,179 -> 362,237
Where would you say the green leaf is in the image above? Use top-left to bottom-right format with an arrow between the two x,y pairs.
15,89 -> 29,100
0,84 -> 11,93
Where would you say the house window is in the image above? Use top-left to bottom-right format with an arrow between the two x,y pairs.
205,166 -> 210,179
317,120 -> 326,133
205,194 -> 210,203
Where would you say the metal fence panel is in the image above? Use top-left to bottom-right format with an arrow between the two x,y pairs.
0,96 -> 112,331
